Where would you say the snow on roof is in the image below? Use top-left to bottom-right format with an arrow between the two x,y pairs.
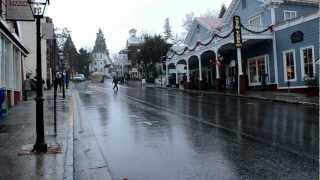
196,17 -> 222,30
127,36 -> 143,45
282,0 -> 319,4
262,0 -> 319,6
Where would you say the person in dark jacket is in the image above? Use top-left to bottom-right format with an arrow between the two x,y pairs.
112,77 -> 119,91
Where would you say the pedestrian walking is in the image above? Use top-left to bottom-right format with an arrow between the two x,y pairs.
23,75 -> 32,101
57,72 -> 63,92
113,77 -> 119,91
65,72 -> 69,89
46,78 -> 51,90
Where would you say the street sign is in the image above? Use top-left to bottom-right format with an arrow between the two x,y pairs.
233,16 -> 242,48
6,0 -> 34,21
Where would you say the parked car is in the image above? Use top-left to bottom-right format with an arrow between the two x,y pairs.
72,74 -> 85,82
90,72 -> 105,83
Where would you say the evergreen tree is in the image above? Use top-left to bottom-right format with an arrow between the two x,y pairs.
218,4 -> 227,18
63,35 -> 79,74
137,34 -> 171,80
78,48 -> 91,76
163,18 -> 173,40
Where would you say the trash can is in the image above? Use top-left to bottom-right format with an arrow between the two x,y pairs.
0,89 -> 5,120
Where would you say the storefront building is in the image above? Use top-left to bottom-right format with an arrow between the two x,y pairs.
166,0 -> 319,94
0,20 -> 29,114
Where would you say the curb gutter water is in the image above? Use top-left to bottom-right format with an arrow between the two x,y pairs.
152,86 -> 318,107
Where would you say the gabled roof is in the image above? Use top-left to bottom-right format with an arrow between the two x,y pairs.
184,17 -> 222,45
267,0 -> 319,5
196,17 -> 222,30
222,0 -> 319,26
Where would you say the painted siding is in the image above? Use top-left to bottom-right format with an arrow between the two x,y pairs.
231,0 -> 272,27
275,4 -> 318,24
276,18 -> 319,88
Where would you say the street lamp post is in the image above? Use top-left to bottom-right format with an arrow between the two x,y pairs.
160,56 -> 166,87
58,51 -> 65,99
28,0 -> 49,153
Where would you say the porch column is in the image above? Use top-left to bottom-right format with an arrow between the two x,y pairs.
166,63 -> 169,86
215,52 -> 221,79
271,6 -> 279,85
186,59 -> 190,82
237,48 -> 245,94
237,48 -> 243,75
175,63 -> 178,85
198,55 -> 202,81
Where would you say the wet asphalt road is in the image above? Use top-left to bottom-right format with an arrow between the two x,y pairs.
73,80 -> 318,180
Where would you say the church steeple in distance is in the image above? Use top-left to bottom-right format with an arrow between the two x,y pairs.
93,29 -> 109,55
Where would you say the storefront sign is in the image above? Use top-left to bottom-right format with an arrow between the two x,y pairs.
291,31 -> 304,43
233,16 -> 242,48
6,0 -> 34,21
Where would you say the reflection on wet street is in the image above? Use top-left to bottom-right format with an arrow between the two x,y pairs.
73,80 -> 318,180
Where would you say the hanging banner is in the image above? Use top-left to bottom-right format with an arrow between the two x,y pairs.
233,16 -> 242,48
6,0 -> 34,21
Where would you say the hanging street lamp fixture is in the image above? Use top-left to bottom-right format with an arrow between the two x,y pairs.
28,0 -> 49,153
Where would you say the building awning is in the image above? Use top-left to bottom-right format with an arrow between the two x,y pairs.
0,19 -> 29,55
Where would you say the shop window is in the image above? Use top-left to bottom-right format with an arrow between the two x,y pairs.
1,37 -> 6,87
242,0 -> 247,9
248,15 -> 261,31
247,55 -> 269,86
4,39 -> 11,88
284,11 -> 297,21
283,50 -> 296,81
300,46 -> 315,79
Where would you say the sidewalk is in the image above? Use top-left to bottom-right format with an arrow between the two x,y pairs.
0,90 -> 72,180
148,84 -> 319,106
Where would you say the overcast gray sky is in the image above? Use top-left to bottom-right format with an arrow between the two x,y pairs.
48,0 -> 231,54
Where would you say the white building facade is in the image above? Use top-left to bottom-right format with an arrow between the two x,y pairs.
0,19 -> 28,110
19,19 -> 48,83
89,29 -> 112,78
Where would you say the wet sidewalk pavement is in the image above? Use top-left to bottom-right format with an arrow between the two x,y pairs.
146,83 -> 319,106
0,90 -> 72,180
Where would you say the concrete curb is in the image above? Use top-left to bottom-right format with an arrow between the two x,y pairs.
63,94 -> 74,180
151,86 -> 319,107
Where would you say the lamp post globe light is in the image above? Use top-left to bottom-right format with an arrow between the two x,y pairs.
28,0 -> 49,153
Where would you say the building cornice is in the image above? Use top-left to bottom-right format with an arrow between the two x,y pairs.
0,19 -> 29,55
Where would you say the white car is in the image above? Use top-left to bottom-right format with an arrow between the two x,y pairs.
73,74 -> 85,81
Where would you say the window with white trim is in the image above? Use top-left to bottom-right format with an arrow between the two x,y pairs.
301,46 -> 315,79
242,0 -> 247,9
248,15 -> 261,26
4,39 -> 11,88
247,55 -> 269,86
283,50 -> 296,81
284,11 -> 297,21
0,36 -> 5,87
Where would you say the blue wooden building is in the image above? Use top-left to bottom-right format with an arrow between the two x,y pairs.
166,0 -> 319,93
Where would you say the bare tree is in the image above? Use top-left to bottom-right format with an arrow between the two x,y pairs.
55,27 -> 71,50
218,4 -> 227,18
163,17 -> 173,40
200,9 -> 218,20
182,12 -> 195,32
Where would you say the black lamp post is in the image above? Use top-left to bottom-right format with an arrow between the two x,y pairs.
58,51 -> 65,99
160,56 -> 166,87
28,0 -> 49,153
